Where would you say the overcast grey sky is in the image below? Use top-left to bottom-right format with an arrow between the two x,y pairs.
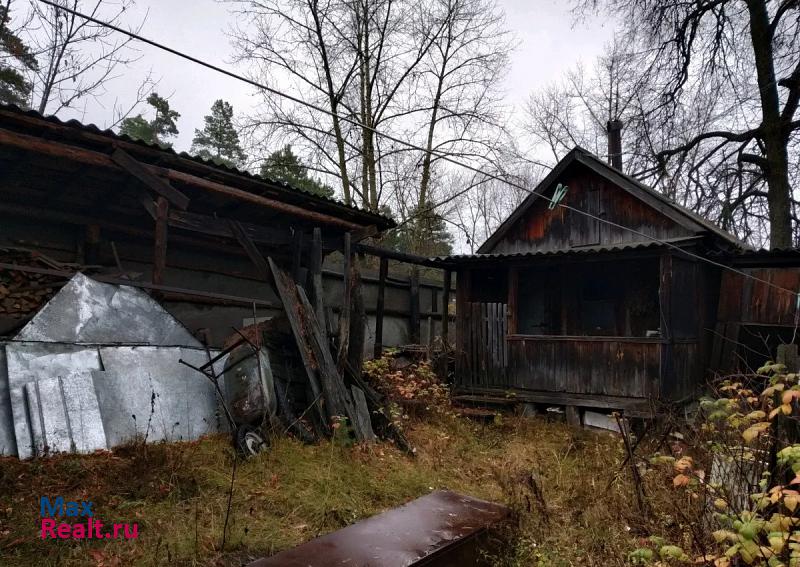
59,0 -> 615,153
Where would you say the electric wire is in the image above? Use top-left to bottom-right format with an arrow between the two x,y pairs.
32,0 -> 800,302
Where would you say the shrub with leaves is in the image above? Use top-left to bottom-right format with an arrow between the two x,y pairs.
633,361 -> 800,566
363,352 -> 452,422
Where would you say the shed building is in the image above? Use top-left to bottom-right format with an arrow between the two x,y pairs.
446,147 -> 748,414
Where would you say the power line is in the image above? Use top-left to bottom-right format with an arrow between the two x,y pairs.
33,0 -> 800,299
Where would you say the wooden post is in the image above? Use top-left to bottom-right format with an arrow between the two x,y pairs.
310,228 -> 326,331
410,267 -> 420,344
374,257 -> 389,359
291,229 -> 304,284
153,196 -> 169,286
337,232 -> 352,368
348,253 -> 366,375
508,267 -> 518,335
442,269 -> 452,348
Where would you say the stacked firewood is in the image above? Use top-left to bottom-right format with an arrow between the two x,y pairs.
0,249 -> 66,320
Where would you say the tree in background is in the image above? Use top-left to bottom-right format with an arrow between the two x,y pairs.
24,0 -> 145,115
119,93 -> 180,148
190,99 -> 246,168
228,0 -> 514,254
0,0 -> 36,106
260,145 -> 335,198
580,0 -> 800,248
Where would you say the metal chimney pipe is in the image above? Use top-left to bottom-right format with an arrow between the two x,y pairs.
606,119 -> 623,171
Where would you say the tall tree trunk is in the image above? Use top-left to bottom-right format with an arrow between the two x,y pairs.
747,0 -> 792,248
311,1 -> 353,206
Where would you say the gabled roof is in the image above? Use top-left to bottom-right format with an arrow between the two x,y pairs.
0,103 -> 394,231
478,147 -> 746,254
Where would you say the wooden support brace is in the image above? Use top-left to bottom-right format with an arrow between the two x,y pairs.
111,148 -> 190,210
228,219 -> 270,280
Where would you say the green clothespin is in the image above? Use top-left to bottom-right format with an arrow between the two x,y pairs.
549,183 -> 568,210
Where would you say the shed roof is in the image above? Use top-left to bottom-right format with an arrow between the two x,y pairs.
436,236 -> 704,265
0,104 -> 393,231
477,147 -> 746,253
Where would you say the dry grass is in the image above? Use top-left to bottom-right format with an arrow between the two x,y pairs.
0,414 -> 659,566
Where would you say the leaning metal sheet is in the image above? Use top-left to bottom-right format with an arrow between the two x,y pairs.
5,343 -> 102,459
0,344 -> 17,456
94,347 -> 226,447
26,373 -> 106,456
15,273 -> 201,347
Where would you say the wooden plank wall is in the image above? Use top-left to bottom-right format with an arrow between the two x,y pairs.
504,338 -> 661,398
456,302 -> 508,387
490,168 -> 693,254
718,268 -> 800,326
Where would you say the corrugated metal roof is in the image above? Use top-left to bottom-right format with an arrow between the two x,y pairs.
435,237 -> 703,263
0,103 -> 393,226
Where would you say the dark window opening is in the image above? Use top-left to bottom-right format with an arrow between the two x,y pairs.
517,258 -> 661,337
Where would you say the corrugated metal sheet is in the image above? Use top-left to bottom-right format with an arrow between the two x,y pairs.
436,236 -> 703,263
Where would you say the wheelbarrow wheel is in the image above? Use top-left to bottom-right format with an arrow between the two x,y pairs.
235,425 -> 268,457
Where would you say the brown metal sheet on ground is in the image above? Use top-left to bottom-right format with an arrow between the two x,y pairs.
246,490 -> 509,567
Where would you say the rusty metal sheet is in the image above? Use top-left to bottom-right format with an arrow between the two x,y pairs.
247,490 -> 508,567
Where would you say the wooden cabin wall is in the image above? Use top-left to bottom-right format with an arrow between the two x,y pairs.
488,166 -> 694,254
659,254 -> 713,400
454,258 -> 666,401
712,267 -> 800,372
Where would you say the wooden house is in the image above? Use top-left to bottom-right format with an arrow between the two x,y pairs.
448,147 -> 746,415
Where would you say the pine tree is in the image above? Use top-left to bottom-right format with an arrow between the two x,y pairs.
0,1 -> 37,106
260,145 -> 334,198
385,201 -> 453,257
119,93 -> 180,148
191,100 -> 246,167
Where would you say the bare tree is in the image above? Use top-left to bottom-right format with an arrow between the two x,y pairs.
24,0 -> 146,115
228,0 -> 516,254
581,0 -> 800,248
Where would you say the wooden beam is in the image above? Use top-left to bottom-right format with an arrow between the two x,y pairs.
163,168 -> 364,230
228,219 -> 269,280
111,148 -> 190,210
356,242 -> 446,268
153,197 -> 169,286
374,257 -> 389,359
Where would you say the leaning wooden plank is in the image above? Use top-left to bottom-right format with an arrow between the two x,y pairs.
266,258 -> 328,430
111,148 -> 190,210
296,283 -> 371,442
342,360 -> 414,455
228,219 -> 270,280
350,386 -> 376,442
